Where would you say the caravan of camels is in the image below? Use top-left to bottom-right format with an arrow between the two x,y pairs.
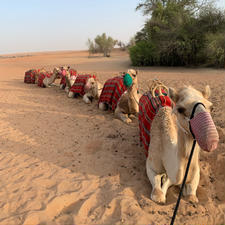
24,66 -> 219,204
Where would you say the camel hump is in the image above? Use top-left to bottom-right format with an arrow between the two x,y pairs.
148,79 -> 168,97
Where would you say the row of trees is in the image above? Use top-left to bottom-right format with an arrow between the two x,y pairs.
87,33 -> 135,57
129,0 -> 225,67
87,33 -> 117,57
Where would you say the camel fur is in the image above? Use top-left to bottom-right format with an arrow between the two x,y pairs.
42,68 -> 60,87
83,77 -> 103,104
146,80 -> 215,204
114,69 -> 141,123
59,66 -> 73,92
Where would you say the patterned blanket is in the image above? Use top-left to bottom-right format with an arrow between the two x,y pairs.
69,74 -> 93,96
37,72 -> 52,87
139,91 -> 173,156
24,69 -> 37,84
98,76 -> 127,111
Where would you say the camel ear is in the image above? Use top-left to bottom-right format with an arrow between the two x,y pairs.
169,87 -> 179,103
202,85 -> 211,99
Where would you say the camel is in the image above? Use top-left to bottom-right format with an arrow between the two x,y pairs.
139,80 -> 219,204
59,66 -> 77,92
83,77 -> 103,104
37,68 -> 60,88
67,74 -> 97,98
114,70 -> 140,123
99,69 -> 140,123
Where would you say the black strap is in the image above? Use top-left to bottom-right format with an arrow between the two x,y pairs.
190,102 -> 205,119
189,102 -> 205,139
170,140 -> 197,225
170,102 -> 205,225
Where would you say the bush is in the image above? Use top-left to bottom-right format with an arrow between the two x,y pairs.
129,41 -> 158,66
131,0 -> 225,67
205,33 -> 225,67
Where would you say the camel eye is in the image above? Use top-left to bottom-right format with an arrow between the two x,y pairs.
177,107 -> 186,114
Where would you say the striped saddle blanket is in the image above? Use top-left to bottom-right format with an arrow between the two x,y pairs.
37,72 -> 52,87
69,74 -> 94,96
98,76 -> 127,111
139,91 -> 173,156
24,69 -> 37,84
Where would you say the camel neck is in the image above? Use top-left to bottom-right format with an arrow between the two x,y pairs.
177,125 -> 197,160
48,72 -> 57,84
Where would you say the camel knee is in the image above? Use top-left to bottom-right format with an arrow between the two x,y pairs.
99,102 -> 107,111
83,94 -> 92,104
68,91 -> 74,98
115,107 -> 132,123
60,84 -> 65,89
151,188 -> 166,204
65,87 -> 69,93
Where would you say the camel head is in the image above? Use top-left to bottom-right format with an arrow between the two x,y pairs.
169,85 -> 219,152
53,67 -> 62,79
127,69 -> 138,86
60,66 -> 70,77
84,77 -> 99,97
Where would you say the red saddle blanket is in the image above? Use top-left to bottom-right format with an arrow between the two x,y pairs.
98,76 -> 127,111
37,72 -> 52,87
24,69 -> 37,84
139,91 -> 173,156
69,74 -> 93,96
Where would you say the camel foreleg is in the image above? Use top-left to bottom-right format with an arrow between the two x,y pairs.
146,159 -> 168,204
114,107 -> 132,124
183,165 -> 200,203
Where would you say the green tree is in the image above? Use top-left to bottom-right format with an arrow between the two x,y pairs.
87,33 -> 117,57
86,38 -> 98,56
130,0 -> 225,67
95,33 -> 117,57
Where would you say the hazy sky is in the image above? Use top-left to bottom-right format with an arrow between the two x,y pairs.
0,0 -> 224,54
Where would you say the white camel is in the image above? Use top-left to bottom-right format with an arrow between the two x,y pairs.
140,81 -> 219,204
83,77 -> 103,104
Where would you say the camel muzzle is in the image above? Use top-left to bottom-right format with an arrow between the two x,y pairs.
61,69 -> 66,76
190,110 -> 219,152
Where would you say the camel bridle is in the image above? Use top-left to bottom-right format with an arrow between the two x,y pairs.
170,102 -> 206,225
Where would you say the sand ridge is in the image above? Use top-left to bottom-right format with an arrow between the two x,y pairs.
0,50 -> 224,225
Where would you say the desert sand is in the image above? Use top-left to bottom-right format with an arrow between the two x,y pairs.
0,50 -> 224,225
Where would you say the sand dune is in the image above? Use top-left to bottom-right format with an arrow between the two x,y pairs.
0,50 -> 224,225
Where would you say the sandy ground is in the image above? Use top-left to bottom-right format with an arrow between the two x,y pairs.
0,50 -> 224,225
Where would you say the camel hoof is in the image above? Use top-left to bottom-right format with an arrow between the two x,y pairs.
186,195 -> 199,204
65,87 -> 69,93
151,188 -> 166,204
68,92 -> 74,98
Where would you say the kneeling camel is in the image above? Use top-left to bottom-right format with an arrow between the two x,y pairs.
139,80 -> 219,204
